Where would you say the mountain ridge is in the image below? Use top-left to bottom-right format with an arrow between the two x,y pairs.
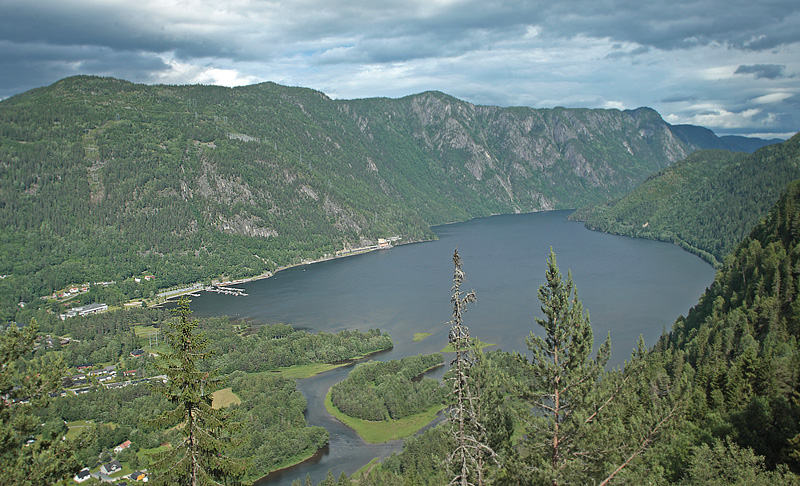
0,75 -> 783,316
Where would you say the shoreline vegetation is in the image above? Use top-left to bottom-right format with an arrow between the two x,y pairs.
252,445 -> 329,484
257,346 -> 394,381
324,387 -> 445,444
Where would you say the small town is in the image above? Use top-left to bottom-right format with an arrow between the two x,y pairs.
22,333 -> 166,484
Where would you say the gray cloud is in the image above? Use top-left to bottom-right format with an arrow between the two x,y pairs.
6,0 -> 799,63
734,64 -> 789,79
0,0 -> 798,137
605,46 -> 651,60
660,94 -> 699,103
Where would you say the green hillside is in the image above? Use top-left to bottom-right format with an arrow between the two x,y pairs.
571,135 -> 800,266
0,76 -> 768,319
652,178 -> 800,476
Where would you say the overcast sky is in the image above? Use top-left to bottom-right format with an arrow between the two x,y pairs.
1,0 -> 798,138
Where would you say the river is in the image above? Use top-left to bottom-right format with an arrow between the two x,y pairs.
186,210 -> 716,485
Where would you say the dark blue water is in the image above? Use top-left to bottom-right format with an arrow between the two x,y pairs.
188,210 -> 716,485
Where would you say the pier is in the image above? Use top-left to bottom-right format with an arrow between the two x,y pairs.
205,285 -> 248,296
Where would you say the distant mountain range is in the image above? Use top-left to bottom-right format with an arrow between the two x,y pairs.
670,124 -> 784,153
0,76 -> 784,314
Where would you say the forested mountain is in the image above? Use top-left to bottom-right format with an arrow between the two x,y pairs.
652,178 -> 800,476
0,76 -> 779,318
571,134 -> 800,266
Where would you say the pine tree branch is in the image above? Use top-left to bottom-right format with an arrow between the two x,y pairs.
597,402 -> 679,486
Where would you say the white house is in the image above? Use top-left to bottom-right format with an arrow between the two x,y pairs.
74,468 -> 91,483
100,459 -> 122,475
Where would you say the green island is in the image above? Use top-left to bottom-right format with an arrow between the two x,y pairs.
325,354 -> 446,443
413,332 -> 433,342
324,389 -> 444,443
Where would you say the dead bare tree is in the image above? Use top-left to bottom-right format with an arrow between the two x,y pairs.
446,249 -> 495,486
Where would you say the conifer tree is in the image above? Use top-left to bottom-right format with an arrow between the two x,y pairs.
0,321 -> 81,486
149,297 -> 246,486
446,249 -> 494,486
525,249 -> 611,485
523,249 -> 677,485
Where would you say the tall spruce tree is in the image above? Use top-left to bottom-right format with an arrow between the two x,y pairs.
518,249 -> 679,486
149,297 -> 246,486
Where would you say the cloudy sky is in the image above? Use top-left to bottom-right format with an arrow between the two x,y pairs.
1,0 -> 798,139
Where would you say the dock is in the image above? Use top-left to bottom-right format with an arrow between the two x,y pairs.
205,285 -> 248,296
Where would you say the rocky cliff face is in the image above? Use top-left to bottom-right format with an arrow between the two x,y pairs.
340,92 -> 696,215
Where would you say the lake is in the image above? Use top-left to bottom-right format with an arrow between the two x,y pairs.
187,210 -> 716,485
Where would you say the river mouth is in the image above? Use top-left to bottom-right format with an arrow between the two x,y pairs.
189,210 -> 716,485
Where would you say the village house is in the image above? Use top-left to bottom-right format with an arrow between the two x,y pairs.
129,470 -> 148,482
114,440 -> 132,453
100,459 -> 122,475
73,467 -> 91,483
